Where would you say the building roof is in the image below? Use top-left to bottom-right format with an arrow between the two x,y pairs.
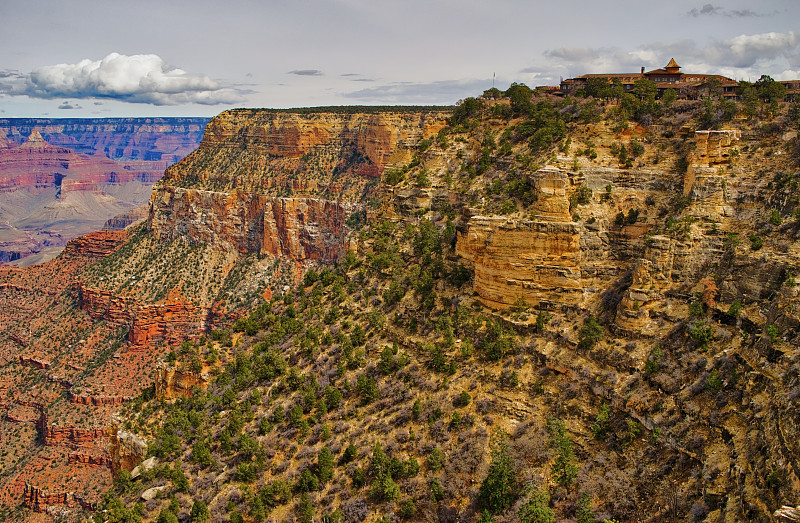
666,58 -> 680,70
644,68 -> 678,76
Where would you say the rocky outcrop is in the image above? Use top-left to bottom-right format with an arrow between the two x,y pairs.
79,285 -> 207,347
60,230 -> 127,259
103,206 -> 148,230
129,295 -> 206,347
150,188 -> 348,260
78,287 -> 128,326
154,361 -> 209,399
68,453 -> 112,468
457,216 -> 582,308
683,130 -> 741,219
456,168 -> 582,308
108,427 -> 148,475
23,483 -> 97,512
68,393 -> 132,406
162,109 -> 448,196
19,356 -> 52,369
43,425 -> 107,446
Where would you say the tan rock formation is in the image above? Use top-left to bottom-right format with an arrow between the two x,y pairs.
155,361 -> 209,399
457,216 -> 582,308
682,130 -> 741,219
532,167 -> 572,222
108,427 -> 147,475
456,167 -> 581,308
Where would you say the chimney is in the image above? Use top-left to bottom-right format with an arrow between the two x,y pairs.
641,67 -> 645,74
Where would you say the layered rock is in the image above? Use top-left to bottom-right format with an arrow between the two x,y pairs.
155,361 -> 209,399
42,424 -> 107,446
0,117 -> 208,162
683,130 -> 741,219
108,427 -> 148,475
79,285 -> 207,348
23,482 -> 98,512
456,168 -> 582,308
60,230 -> 127,259
0,120 -> 206,265
150,188 -> 348,260
163,109 -> 448,196
457,217 -> 582,308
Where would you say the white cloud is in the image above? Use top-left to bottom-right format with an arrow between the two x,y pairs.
23,53 -> 244,105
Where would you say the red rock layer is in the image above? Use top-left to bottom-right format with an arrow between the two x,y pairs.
79,285 -> 206,348
60,230 -> 127,259
23,482 -> 98,512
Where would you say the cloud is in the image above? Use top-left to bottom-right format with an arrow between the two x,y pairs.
20,53 -> 244,105
0,69 -> 25,79
688,3 -> 774,17
343,79 -> 490,104
58,101 -> 81,109
288,69 -> 323,76
642,31 -> 799,69
688,4 -> 722,17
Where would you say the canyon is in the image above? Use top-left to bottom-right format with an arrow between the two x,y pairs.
0,98 -> 799,522
0,118 -> 208,266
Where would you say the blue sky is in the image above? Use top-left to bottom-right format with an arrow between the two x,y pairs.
1,0 -> 798,117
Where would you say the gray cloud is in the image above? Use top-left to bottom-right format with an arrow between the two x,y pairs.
0,69 -> 25,79
688,4 -> 722,17
58,101 -> 81,109
288,69 -> 323,76
643,31 -> 799,69
20,53 -> 244,105
688,4 -> 774,17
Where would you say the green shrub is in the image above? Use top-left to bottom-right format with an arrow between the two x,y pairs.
477,434 -> 517,512
428,448 -> 445,472
578,316 -> 603,351
518,489 -> 554,523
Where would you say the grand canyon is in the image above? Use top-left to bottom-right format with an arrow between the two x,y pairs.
1,84 -> 800,523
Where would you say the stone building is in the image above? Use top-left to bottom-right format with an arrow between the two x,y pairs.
559,58 -> 739,100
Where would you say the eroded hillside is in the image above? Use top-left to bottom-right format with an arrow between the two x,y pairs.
2,94 -> 800,522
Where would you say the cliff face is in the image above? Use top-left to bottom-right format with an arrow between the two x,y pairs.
150,188 -> 347,259
456,167 -> 583,308
154,361 -> 209,399
162,109 -> 447,195
146,110 -> 447,264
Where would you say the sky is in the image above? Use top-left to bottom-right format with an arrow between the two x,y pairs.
0,0 -> 798,117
